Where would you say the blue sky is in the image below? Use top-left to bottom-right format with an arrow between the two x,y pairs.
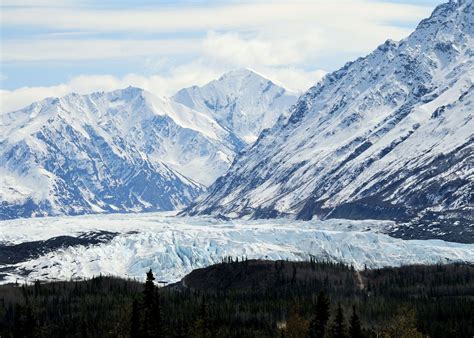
0,0 -> 444,112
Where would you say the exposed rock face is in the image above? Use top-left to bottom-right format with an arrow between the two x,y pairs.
185,1 -> 474,242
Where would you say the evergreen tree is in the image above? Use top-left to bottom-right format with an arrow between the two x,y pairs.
142,269 -> 162,337
144,269 -> 155,308
13,303 -> 36,337
12,303 -> 24,338
333,303 -> 347,338
309,291 -> 330,338
1,260 -> 473,337
131,299 -> 141,338
80,319 -> 88,338
34,280 -> 41,297
153,287 -> 163,336
175,318 -> 189,338
349,306 -> 362,338
291,264 -> 297,284
192,295 -> 210,337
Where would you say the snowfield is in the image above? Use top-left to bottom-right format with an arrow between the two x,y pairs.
0,212 -> 472,284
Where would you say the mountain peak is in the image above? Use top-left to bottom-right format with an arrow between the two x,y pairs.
173,69 -> 298,145
218,68 -> 267,81
0,68 -> 299,220
412,0 -> 473,41
108,86 -> 145,99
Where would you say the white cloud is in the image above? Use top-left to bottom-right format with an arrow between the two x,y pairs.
2,1 -> 430,65
0,61 -> 326,113
2,39 -> 200,62
2,1 -> 431,34
201,17 -> 416,70
0,63 -> 223,113
0,0 -> 439,113
1,85 -> 70,113
202,31 -> 320,67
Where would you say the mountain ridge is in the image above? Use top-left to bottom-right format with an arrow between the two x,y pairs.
173,68 -> 298,145
184,0 -> 474,242
0,70 -> 297,219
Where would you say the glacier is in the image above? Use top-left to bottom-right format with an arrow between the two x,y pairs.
0,212 -> 472,285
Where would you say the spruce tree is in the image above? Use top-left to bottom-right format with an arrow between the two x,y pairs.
292,264 -> 297,284
175,318 -> 188,338
144,269 -> 155,308
349,306 -> 362,338
193,295 -> 210,337
34,280 -> 41,297
333,303 -> 347,338
153,287 -> 163,336
131,299 -> 140,338
143,269 -> 163,337
309,291 -> 330,338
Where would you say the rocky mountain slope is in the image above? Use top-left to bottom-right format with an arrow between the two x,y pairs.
0,71 -> 296,219
185,0 -> 474,242
0,87 -> 209,218
173,68 -> 298,145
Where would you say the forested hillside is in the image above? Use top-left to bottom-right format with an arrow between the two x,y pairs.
0,260 -> 472,337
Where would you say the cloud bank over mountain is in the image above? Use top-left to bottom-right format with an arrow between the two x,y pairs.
1,0 -> 440,112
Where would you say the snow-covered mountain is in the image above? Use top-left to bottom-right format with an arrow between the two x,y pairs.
185,0 -> 474,242
173,68 -> 298,145
0,70 -> 296,219
0,87 -> 214,218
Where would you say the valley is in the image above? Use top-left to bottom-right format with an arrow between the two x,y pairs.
0,212 -> 472,285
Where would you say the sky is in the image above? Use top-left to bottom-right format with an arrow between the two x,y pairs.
0,0 -> 444,113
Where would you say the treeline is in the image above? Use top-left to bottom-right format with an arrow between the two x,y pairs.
0,259 -> 473,337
